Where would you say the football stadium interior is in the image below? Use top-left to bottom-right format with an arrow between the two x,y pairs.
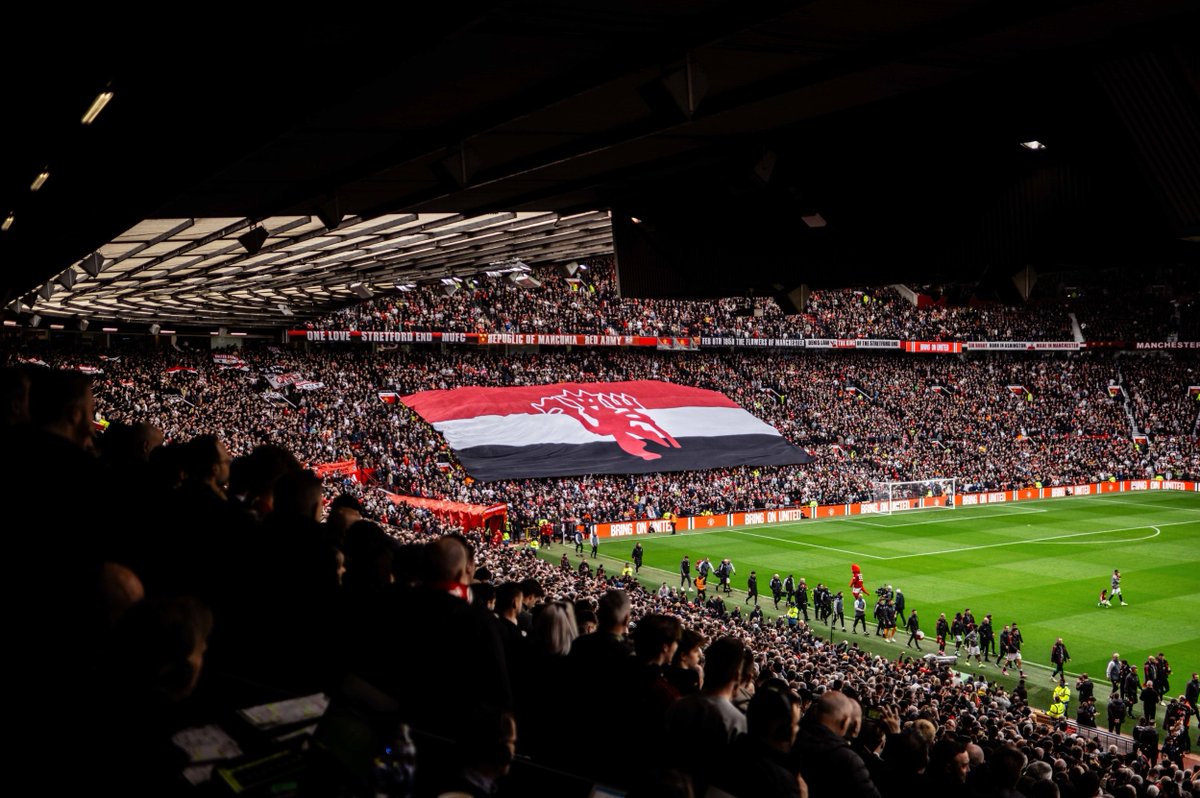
2,4 -> 1199,796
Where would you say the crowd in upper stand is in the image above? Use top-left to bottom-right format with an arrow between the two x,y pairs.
1,361 -> 1197,797
309,258 -> 1195,343
6,342 -> 1197,532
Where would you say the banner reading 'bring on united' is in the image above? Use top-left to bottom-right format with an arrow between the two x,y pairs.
401,380 -> 813,481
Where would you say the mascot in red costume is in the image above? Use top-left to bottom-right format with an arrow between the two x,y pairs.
850,563 -> 865,599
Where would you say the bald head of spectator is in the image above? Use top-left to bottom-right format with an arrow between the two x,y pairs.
98,562 -> 145,626
426,534 -> 474,592
810,690 -> 862,739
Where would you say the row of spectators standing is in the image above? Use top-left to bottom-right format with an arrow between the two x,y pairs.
309,257 -> 1195,343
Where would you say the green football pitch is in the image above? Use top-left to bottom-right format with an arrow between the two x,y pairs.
564,491 -> 1200,696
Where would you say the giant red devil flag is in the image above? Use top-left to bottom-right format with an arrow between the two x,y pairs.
402,380 -> 813,481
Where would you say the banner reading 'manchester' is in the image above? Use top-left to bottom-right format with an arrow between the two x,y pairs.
402,380 -> 813,481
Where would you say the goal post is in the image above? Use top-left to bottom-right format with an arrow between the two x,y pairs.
865,478 -> 957,515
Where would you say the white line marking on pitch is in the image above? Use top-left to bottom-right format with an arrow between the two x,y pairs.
848,506 -> 1047,528
733,530 -> 887,560
1072,495 -> 1200,513
877,520 -> 1197,561
1028,527 -> 1161,545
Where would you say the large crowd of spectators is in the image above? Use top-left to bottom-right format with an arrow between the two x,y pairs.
1,363 -> 1196,796
307,257 -> 1196,344
9,343 -> 1195,530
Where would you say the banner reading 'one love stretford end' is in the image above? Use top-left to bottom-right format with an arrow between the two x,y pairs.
401,380 -> 813,481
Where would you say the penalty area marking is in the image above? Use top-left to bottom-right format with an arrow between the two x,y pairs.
847,505 -> 1047,528
733,530 -> 887,560
1027,526 -> 1161,545
1071,494 -> 1200,514
877,519 -> 1198,561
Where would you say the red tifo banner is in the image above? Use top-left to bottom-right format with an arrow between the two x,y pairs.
312,459 -> 357,478
401,380 -> 813,482
381,491 -> 507,530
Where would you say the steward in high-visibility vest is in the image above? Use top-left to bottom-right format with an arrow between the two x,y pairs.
621,563 -> 634,578
786,604 -> 799,626
1047,699 -> 1066,720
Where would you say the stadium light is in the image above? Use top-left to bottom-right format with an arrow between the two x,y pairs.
2,212 -> 13,231
81,89 -> 114,125
1020,140 -> 1046,150
314,197 -> 342,231
30,168 -> 50,192
237,225 -> 269,255
81,251 -> 105,277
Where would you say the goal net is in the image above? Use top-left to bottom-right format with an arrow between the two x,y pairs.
865,478 -> 957,515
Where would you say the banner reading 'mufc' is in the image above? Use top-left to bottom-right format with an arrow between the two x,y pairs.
402,380 -> 813,481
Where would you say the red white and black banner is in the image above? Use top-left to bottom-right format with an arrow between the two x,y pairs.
266,372 -> 303,390
401,380 -> 813,481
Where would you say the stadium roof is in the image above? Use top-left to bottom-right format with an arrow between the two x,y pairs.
3,2 -> 1198,328
25,211 -> 612,326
